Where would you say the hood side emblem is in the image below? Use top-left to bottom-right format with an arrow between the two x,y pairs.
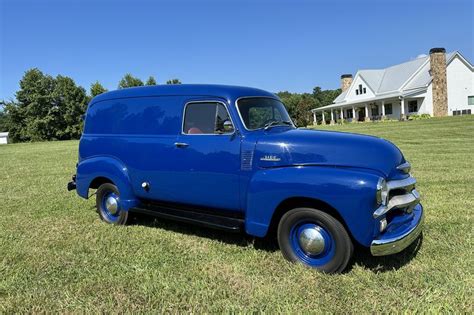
260,155 -> 281,162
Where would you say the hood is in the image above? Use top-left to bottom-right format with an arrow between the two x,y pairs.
254,128 -> 405,178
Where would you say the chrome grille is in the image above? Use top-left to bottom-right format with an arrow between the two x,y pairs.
373,176 -> 420,218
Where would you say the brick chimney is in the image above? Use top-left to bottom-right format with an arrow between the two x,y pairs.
429,48 -> 448,116
340,74 -> 353,92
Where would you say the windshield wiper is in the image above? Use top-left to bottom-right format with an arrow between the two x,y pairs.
263,120 -> 293,130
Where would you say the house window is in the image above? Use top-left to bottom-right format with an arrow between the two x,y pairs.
468,96 -> 474,105
355,84 -> 367,95
346,109 -> 353,118
371,105 -> 379,116
385,103 -> 393,115
453,110 -> 461,116
461,109 -> 472,115
408,100 -> 418,113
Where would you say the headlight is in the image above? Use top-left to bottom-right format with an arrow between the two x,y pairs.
376,178 -> 389,206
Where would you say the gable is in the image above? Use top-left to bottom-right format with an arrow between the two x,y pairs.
344,75 -> 376,101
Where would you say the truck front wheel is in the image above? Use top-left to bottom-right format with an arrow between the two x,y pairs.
96,183 -> 129,225
277,208 -> 353,273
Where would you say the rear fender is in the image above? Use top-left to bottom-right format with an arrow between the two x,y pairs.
245,166 -> 380,247
76,156 -> 138,210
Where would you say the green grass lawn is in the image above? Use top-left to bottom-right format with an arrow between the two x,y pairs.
1,116 -> 473,312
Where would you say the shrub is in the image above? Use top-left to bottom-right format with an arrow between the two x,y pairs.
408,114 -> 431,120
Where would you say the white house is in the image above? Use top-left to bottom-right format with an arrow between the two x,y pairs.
312,48 -> 474,124
0,132 -> 8,144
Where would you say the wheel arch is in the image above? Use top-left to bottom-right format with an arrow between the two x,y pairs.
89,176 -> 114,190
268,196 -> 353,241
75,156 -> 138,210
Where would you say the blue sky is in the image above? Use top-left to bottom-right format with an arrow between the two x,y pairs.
1,0 -> 473,100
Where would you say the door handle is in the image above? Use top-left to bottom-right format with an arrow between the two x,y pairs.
174,142 -> 189,148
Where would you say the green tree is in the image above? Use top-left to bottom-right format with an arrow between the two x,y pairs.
90,81 -> 108,98
166,78 -> 181,85
277,92 -> 315,127
278,87 -> 341,126
53,75 -> 88,140
145,76 -> 157,86
313,86 -> 341,107
4,68 -> 88,142
0,107 -> 8,132
118,73 -> 144,89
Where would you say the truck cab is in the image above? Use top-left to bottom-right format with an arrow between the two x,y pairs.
68,84 -> 423,273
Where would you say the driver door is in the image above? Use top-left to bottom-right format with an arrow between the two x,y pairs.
173,100 -> 241,212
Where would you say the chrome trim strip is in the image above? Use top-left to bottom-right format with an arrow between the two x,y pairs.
387,176 -> 416,191
396,162 -> 411,174
370,206 -> 424,256
235,96 -> 296,131
373,189 -> 420,218
181,100 -> 237,136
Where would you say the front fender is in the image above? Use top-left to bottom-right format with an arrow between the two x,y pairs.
245,166 -> 380,246
76,156 -> 138,210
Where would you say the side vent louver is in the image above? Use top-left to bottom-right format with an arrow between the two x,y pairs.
241,150 -> 254,171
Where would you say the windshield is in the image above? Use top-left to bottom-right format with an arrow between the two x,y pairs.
237,97 -> 294,130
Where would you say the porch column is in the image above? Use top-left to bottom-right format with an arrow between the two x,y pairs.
321,112 -> 326,125
381,100 -> 386,119
364,104 -> 370,122
340,108 -> 344,121
352,106 -> 356,122
400,98 -> 406,120
313,112 -> 317,125
330,110 -> 335,125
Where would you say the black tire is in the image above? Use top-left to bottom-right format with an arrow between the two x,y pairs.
96,183 -> 129,225
277,207 -> 353,273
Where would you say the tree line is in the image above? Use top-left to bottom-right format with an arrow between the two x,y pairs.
0,68 -> 339,142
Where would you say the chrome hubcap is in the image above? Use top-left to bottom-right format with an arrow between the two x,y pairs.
299,227 -> 326,255
105,196 -> 118,215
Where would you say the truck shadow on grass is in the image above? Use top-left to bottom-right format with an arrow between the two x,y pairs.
349,234 -> 423,273
130,213 -> 422,273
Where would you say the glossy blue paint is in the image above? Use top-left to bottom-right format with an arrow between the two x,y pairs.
74,84 -> 422,252
244,166 -> 381,246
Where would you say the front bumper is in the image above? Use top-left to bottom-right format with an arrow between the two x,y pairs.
370,203 -> 424,256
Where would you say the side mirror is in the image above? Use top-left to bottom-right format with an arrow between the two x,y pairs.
223,120 -> 234,133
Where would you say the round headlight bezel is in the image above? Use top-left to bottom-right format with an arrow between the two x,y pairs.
376,178 -> 389,206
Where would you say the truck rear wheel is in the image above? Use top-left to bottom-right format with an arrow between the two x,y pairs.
96,183 -> 129,225
277,208 -> 353,273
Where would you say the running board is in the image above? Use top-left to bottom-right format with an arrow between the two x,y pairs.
130,204 -> 244,233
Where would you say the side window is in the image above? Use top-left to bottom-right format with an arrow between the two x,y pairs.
183,102 -> 234,134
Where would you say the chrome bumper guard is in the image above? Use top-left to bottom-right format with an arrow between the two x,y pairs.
370,204 -> 424,256
373,176 -> 418,218
373,189 -> 420,218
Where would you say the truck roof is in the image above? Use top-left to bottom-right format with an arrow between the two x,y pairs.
90,84 -> 277,105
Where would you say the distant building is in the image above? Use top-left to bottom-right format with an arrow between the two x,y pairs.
0,132 -> 9,144
312,48 -> 474,124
